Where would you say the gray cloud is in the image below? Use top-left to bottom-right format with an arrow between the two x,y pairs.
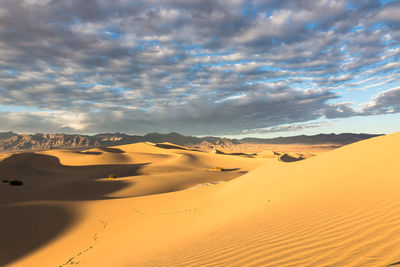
362,87 -> 400,115
0,0 -> 399,134
0,111 -> 77,133
242,122 -> 329,134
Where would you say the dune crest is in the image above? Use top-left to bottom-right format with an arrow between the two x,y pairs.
133,132 -> 400,266
2,134 -> 399,266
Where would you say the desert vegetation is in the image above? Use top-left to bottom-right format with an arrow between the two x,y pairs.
9,180 -> 23,186
2,179 -> 23,186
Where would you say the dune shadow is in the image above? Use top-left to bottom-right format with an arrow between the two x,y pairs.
279,153 -> 304,162
0,153 -> 148,204
212,150 -> 255,157
0,204 -> 76,266
155,143 -> 188,150
0,152 -> 149,265
97,147 -> 126,153
221,168 -> 241,171
206,167 -> 241,172
75,151 -> 103,155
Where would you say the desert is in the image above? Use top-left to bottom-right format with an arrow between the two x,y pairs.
0,133 -> 399,266
1,0 -> 400,266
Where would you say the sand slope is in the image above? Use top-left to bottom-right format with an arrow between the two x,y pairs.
2,134 -> 400,266
138,132 -> 400,266
0,142 -> 267,266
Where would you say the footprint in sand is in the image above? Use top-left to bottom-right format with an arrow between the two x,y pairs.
59,220 -> 107,266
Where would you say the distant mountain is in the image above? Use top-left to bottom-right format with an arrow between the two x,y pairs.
0,132 -> 381,151
0,132 -> 18,139
0,133 -> 99,151
239,133 -> 382,145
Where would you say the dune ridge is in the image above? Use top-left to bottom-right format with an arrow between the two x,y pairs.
1,134 -> 399,266
135,132 -> 400,266
0,141 -> 269,266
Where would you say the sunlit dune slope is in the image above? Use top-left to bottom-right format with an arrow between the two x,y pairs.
3,133 -> 399,267
133,132 -> 400,267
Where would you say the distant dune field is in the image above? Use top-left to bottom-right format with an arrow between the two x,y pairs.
1,134 -> 399,266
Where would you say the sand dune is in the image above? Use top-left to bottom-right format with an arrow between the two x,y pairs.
0,142 -> 267,266
1,134 -> 399,266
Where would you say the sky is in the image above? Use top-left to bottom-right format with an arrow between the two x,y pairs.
0,0 -> 399,137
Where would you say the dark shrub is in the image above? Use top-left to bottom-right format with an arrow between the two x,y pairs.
9,180 -> 23,186
1,179 -> 9,183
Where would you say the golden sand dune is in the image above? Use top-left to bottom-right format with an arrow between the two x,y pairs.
1,134 -> 399,266
0,142 -> 267,266
257,150 -> 280,158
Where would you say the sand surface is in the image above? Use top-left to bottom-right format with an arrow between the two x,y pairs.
1,134 -> 399,266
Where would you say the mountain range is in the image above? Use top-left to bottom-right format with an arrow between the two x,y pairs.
0,132 -> 381,152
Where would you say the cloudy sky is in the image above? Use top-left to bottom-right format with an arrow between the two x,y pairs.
0,0 -> 399,137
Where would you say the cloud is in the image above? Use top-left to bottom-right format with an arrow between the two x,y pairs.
242,122 -> 329,134
361,87 -> 400,114
0,112 -> 77,133
0,0 -> 399,134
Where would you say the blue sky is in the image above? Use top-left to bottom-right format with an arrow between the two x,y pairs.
0,0 -> 399,137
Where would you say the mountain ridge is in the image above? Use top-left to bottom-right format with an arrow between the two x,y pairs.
0,131 -> 382,151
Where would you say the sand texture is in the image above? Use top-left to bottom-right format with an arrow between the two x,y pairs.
1,133 -> 399,266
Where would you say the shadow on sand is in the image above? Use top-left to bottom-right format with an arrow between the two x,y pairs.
0,152 -> 148,266
0,153 -> 148,204
279,153 -> 304,162
155,143 -> 188,150
0,204 -> 76,266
